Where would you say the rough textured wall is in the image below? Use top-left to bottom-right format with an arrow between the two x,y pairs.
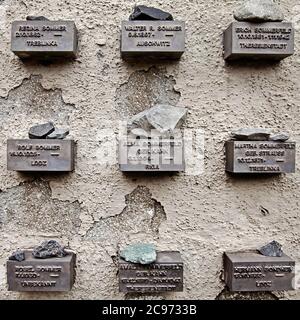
0,0 -> 299,300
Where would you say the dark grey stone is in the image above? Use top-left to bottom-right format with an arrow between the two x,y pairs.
28,122 -> 55,139
258,240 -> 283,257
46,128 -> 69,139
26,16 -> 49,21
9,249 -> 25,262
231,128 -> 271,141
234,0 -> 284,22
32,240 -> 68,259
129,5 -> 173,21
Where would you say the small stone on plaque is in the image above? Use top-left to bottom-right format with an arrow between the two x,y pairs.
234,0 -> 284,22
120,243 -> 157,265
129,5 -> 174,21
28,122 -> 55,139
26,16 -> 49,21
258,240 -> 283,257
9,249 -> 25,262
32,240 -> 68,259
47,128 -> 70,139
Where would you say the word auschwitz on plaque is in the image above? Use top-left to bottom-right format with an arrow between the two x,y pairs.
223,22 -> 294,60
121,21 -> 185,59
119,137 -> 185,172
7,139 -> 75,172
225,141 -> 296,173
7,250 -> 76,292
224,252 -> 295,292
119,251 -> 183,293
11,20 -> 78,59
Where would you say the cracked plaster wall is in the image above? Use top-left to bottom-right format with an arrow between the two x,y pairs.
0,0 -> 299,300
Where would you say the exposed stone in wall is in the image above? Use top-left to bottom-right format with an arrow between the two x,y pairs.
115,67 -> 181,118
0,179 -> 81,236
85,186 -> 167,245
0,75 -> 75,127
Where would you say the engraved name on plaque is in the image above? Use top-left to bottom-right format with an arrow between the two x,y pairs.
225,141 -> 296,173
224,251 -> 295,292
11,20 -> 78,59
121,21 -> 185,59
119,251 -> 183,293
7,139 -> 75,172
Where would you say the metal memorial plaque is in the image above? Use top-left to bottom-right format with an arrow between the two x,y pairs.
119,251 -> 183,293
121,21 -> 185,59
119,136 -> 185,172
7,250 -> 76,292
225,141 -> 296,174
223,22 -> 294,60
7,139 -> 75,172
11,20 -> 78,59
224,252 -> 295,292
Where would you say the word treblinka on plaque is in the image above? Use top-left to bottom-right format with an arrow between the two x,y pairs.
224,241 -> 295,292
121,5 -> 185,59
7,240 -> 76,292
223,0 -> 294,60
225,129 -> 296,174
7,122 -> 75,172
11,16 -> 78,59
119,244 -> 183,293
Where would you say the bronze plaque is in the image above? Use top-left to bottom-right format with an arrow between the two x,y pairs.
11,20 -> 78,59
225,141 -> 296,173
119,251 -> 183,293
224,252 -> 295,292
7,250 -> 76,292
121,21 -> 185,59
223,22 -> 294,60
7,139 -> 75,172
119,137 -> 185,172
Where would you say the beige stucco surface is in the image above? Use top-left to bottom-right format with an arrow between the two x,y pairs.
0,0 -> 299,299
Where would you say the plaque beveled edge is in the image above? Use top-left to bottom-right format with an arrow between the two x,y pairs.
11,20 -> 78,59
7,249 -> 77,292
225,140 -> 296,174
223,251 -> 295,292
6,138 -> 76,172
223,21 -> 295,61
120,20 -> 185,59
119,251 -> 184,293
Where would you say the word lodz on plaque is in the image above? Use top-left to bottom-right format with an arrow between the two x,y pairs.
7,122 -> 75,172
121,5 -> 185,59
119,104 -> 186,172
7,240 -> 76,292
225,129 -> 296,174
223,0 -> 294,60
224,241 -> 295,292
119,244 -> 183,293
11,16 -> 78,59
